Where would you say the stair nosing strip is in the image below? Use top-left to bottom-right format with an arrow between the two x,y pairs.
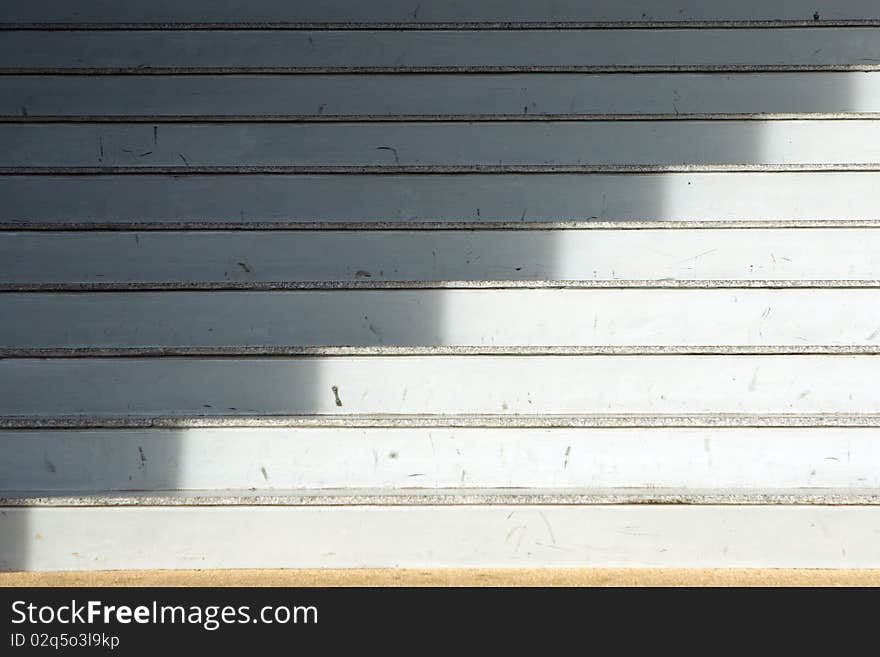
7,65 -> 880,75
7,113 -> 880,123
6,220 -> 880,231
4,279 -> 880,291
3,345 -> 880,358
5,414 -> 880,429
7,164 -> 880,175
4,489 -> 880,507
4,21 -> 880,31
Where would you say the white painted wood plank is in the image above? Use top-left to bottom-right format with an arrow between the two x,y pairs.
1,355 -> 878,417
5,73 -> 880,119
4,426 -> 880,491
4,173 -> 880,227
4,289 -> 880,351
2,29 -> 880,73
3,505 -> 880,570
7,121 -> 880,169
4,229 -> 880,288
2,1 -> 878,26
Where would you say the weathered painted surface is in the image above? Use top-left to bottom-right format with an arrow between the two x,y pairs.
3,29 -> 880,73
3,427 -> 880,491
3,289 -> 880,351
3,1 -> 880,571
3,229 -> 880,288
3,1 -> 878,26
4,74 -> 880,120
2,355 -> 879,417
3,506 -> 880,570
6,121 -> 880,169
4,173 -> 880,227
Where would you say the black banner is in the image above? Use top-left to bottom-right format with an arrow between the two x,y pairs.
0,585 -> 860,654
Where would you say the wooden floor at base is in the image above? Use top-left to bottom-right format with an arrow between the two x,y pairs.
3,569 -> 880,587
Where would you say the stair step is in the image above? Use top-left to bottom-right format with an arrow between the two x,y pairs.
7,121 -> 880,170
5,426 -> 880,492
4,28 -> 880,74
3,0 -> 877,28
3,503 -> 880,570
5,228 -> 880,289
2,355 -> 879,417
5,172 -> 880,229
4,289 -> 880,353
6,73 -> 880,121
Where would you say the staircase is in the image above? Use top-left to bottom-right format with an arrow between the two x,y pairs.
3,1 -> 880,570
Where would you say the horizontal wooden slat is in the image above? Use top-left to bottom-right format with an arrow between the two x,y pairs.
4,289 -> 880,353
2,1 -> 878,27
4,505 -> 880,570
4,173 -> 880,227
2,29 -> 880,73
5,121 -> 880,170
1,355 -> 879,417
3,426 -> 880,491
4,228 -> 880,289
5,73 -> 880,120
